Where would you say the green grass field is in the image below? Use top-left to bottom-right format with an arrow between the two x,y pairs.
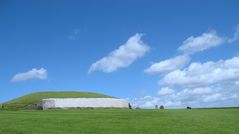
0,108 -> 239,134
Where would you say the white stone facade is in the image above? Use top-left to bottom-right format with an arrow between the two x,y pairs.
42,98 -> 130,110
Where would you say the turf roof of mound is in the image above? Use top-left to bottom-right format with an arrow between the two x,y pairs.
2,91 -> 113,110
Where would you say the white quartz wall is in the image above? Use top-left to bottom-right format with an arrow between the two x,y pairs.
42,98 -> 129,110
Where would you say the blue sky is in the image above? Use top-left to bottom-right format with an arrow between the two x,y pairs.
1,0 -> 239,108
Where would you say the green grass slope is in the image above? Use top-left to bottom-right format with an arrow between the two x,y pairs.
2,91 -> 113,110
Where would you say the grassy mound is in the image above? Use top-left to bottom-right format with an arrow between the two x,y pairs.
2,91 -> 113,110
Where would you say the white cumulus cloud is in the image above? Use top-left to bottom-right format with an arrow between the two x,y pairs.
160,86 -> 239,108
178,31 -> 225,54
129,85 -> 239,108
12,68 -> 47,82
160,56 -> 239,87
136,25 -> 239,108
228,24 -> 239,43
134,55 -> 239,108
157,87 -> 175,96
165,85 -> 239,108
144,55 -> 190,74
88,33 -> 150,73
129,96 -> 160,108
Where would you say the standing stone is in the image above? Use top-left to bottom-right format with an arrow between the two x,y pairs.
155,105 -> 158,109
